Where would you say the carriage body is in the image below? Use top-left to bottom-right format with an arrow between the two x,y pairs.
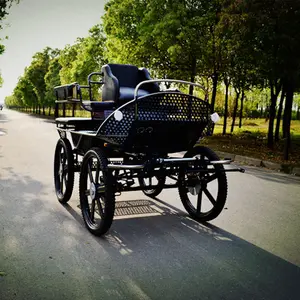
53,65 -> 244,237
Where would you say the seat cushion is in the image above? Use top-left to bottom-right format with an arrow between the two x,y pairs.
87,100 -> 115,112
119,87 -> 149,104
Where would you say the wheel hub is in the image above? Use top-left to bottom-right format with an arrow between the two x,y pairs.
90,183 -> 97,200
188,183 -> 201,195
187,175 -> 202,195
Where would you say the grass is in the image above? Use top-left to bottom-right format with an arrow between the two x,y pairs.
202,118 -> 300,165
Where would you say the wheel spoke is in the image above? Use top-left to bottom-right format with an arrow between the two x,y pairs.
206,174 -> 218,184
90,200 -> 96,222
60,174 -> 64,192
63,172 -> 68,188
197,189 -> 203,214
61,150 -> 66,165
59,152 -> 63,169
95,161 -> 100,184
203,188 -> 216,206
96,198 -> 104,218
88,161 -> 94,183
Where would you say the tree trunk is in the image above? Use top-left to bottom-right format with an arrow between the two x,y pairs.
296,105 -> 300,120
275,88 -> 285,142
231,90 -> 240,133
239,90 -> 244,128
43,105 -> 45,115
283,80 -> 294,161
210,72 -> 218,113
188,57 -> 197,95
267,93 -> 277,148
48,107 -> 51,116
222,79 -> 230,135
267,81 -> 282,148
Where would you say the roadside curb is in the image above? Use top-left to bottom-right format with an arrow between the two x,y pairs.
215,151 -> 300,177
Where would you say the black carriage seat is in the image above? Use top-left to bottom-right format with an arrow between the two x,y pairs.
101,63 -> 160,107
84,99 -> 115,112
54,82 -> 115,113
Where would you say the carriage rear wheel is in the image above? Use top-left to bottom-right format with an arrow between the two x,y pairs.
79,147 -> 115,236
138,174 -> 166,198
178,146 -> 228,222
54,138 -> 74,203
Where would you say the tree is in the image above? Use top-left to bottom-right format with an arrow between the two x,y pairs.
58,41 -> 82,84
103,0 -> 223,98
70,24 -> 107,100
13,74 -> 38,110
25,47 -> 56,114
4,94 -> 20,108
44,55 -> 62,114
222,0 -> 300,152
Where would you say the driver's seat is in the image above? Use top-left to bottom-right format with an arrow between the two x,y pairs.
101,63 -> 160,107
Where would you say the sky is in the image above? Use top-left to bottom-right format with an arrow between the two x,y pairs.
0,0 -> 108,104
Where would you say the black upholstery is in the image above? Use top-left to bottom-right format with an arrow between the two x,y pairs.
101,63 -> 160,106
85,100 -> 115,112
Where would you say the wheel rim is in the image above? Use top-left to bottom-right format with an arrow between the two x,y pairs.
181,153 -> 221,217
54,142 -> 70,198
81,153 -> 106,230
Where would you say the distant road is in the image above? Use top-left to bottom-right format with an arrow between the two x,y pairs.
1,109 -> 300,300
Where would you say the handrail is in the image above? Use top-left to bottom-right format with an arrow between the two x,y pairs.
134,79 -> 206,100
88,72 -> 104,85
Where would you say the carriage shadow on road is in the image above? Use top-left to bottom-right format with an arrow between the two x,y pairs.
63,195 -> 300,300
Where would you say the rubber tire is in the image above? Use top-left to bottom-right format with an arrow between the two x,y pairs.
79,147 -> 115,236
54,138 -> 74,204
178,146 -> 228,222
138,175 -> 166,198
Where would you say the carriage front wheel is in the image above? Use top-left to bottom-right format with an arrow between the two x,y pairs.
178,146 -> 228,222
79,147 -> 115,236
54,138 -> 75,203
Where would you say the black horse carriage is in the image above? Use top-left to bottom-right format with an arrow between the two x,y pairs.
53,63 -> 245,236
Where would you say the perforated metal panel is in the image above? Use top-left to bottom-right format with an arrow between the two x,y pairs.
97,103 -> 135,145
137,92 -> 210,123
97,92 -> 212,149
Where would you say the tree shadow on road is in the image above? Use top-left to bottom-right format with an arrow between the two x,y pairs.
62,195 -> 300,300
0,169 -> 94,300
1,164 -> 299,300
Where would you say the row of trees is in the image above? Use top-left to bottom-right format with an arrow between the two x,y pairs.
4,24 -> 106,114
4,0 -> 300,160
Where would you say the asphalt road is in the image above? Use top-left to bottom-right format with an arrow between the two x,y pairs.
1,109 -> 300,300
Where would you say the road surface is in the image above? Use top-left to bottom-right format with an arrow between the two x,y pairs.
1,109 -> 300,300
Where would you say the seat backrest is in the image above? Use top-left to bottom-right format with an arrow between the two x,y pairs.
107,63 -> 139,87
101,63 -> 160,104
